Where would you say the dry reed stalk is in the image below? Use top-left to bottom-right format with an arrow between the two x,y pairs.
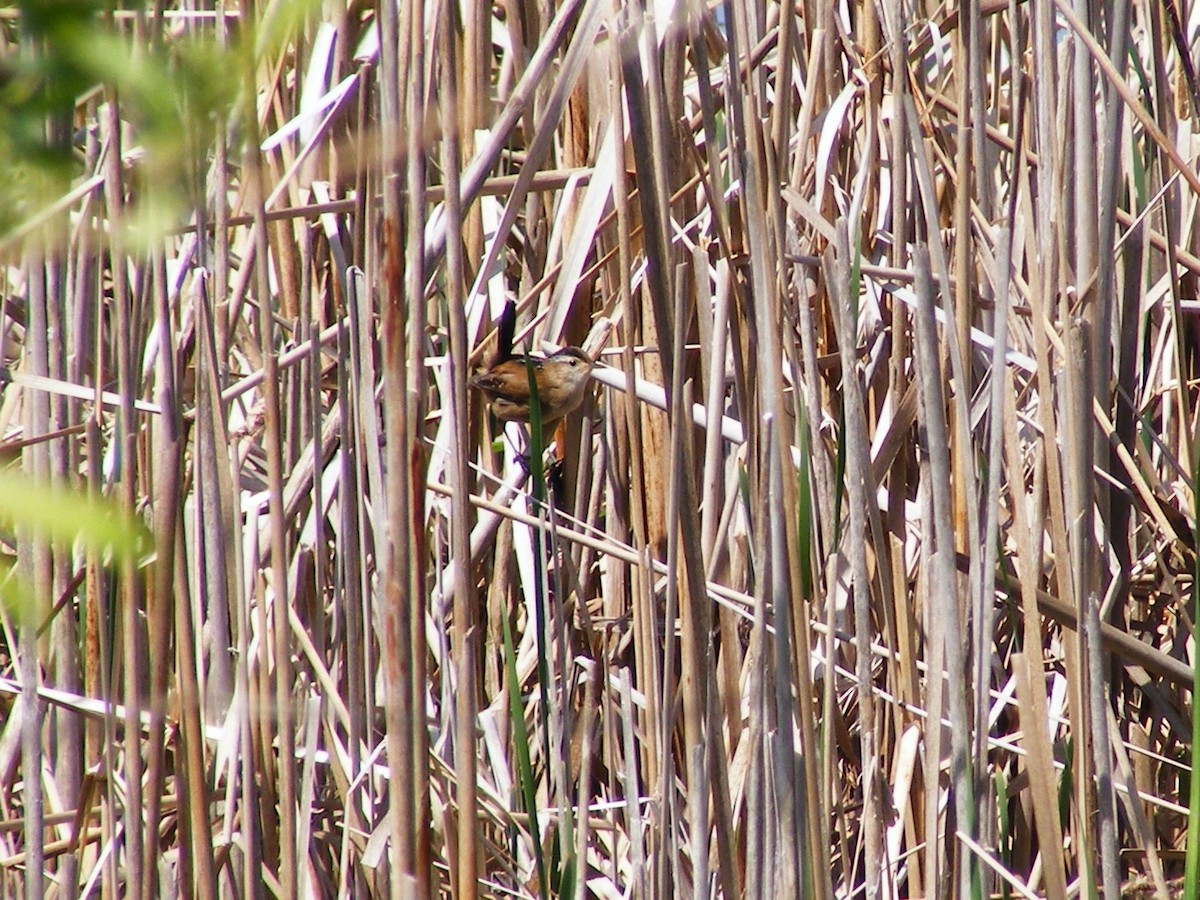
3,2 -> 1200,897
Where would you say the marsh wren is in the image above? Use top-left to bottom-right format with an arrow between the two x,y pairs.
471,347 -> 595,424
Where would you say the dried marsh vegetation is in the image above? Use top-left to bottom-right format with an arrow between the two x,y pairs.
0,0 -> 1198,897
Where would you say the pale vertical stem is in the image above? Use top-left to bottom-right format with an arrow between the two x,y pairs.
237,523 -> 264,898
1065,318 -> 1113,896
906,80 -> 991,890
460,0 -> 486,270
1004,407 -> 1068,896
788,79 -> 835,559
950,142 -> 973,536
1028,7 -> 1076,781
762,415 -> 801,897
377,0 -> 414,890
47,198 -> 79,896
241,39 -> 297,900
1086,601 -> 1121,898
212,2 -> 231,362
404,0 -> 432,887
21,247 -> 49,900
787,257 -> 836,900
695,244 -> 747,899
83,241 -> 118,898
608,9 -> 660,847
882,0 -> 908,263
668,342 -> 716,899
972,71 -> 1024,863
1143,0 -> 1195,492
663,269 -> 700,898
951,0 -> 976,620
656,307 -> 682,897
737,3 -> 829,892
1103,0 -> 1138,604
744,503 -> 767,900
193,226 -> 232,720
141,248 -> 182,898
824,233 -> 880,897
547,510 -> 578,889
336,304 -> 368,899
1070,0 -> 1097,295
1094,0 -> 1130,453
969,0 -> 991,219
912,243 -> 972,897
619,670 -> 645,896
381,0 -> 432,892
440,2 -> 479,896
618,2 -> 675,391
881,12 -> 920,891
1065,8 -> 1110,882
101,81 -> 145,898
573,667 -> 599,900
767,18 -> 830,892
697,255 -> 726,567
1065,41 -> 1103,853
179,276 -> 219,900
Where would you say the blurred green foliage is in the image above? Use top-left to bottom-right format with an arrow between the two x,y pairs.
0,470 -> 149,557
0,469 -> 151,623
0,0 -> 314,243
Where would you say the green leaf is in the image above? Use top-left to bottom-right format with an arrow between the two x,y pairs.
0,471 -> 149,558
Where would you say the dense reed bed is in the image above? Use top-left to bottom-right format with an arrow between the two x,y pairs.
1,0 -> 1198,897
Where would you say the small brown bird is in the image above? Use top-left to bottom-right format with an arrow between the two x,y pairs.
471,347 -> 595,424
